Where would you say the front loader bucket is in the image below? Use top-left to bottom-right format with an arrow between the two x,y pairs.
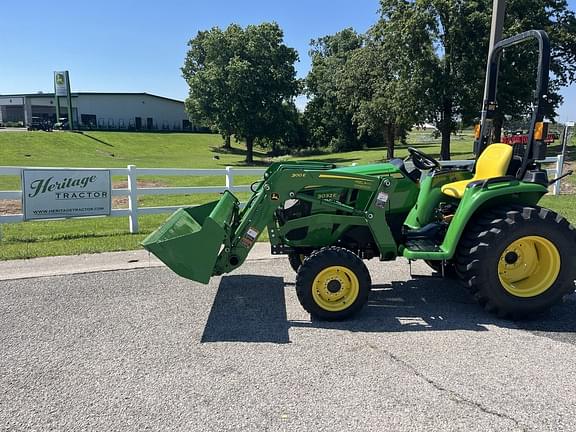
142,191 -> 238,284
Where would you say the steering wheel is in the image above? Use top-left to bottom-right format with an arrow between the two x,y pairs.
408,147 -> 442,171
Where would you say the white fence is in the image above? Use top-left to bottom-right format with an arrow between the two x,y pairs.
0,156 -> 564,233
0,165 -> 265,233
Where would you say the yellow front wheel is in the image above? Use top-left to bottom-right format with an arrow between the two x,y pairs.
296,247 -> 371,320
311,266 -> 360,312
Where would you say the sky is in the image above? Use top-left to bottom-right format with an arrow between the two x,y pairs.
0,0 -> 574,121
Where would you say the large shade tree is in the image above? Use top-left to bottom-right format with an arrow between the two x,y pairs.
304,29 -> 374,151
373,0 -> 576,159
373,0 -> 490,160
336,37 -> 431,159
491,0 -> 576,140
182,23 -> 300,162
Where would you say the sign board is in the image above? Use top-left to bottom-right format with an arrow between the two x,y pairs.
566,121 -> 575,127
54,71 -> 68,97
22,169 -> 111,220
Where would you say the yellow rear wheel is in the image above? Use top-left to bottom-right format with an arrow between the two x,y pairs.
498,236 -> 560,298
455,206 -> 576,319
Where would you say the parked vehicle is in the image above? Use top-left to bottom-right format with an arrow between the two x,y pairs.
27,117 -> 53,132
144,30 -> 575,321
53,117 -> 70,130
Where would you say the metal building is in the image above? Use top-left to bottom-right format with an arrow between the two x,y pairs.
0,92 -> 192,131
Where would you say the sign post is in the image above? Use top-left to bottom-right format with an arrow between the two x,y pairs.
53,71 -> 74,130
476,0 -> 506,155
559,121 -> 574,177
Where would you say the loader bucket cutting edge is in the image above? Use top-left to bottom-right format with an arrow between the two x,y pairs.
141,191 -> 238,284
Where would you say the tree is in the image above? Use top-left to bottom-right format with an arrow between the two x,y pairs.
373,0 -> 489,160
336,38 -> 429,159
304,29 -> 374,152
491,0 -> 576,139
182,23 -> 300,162
374,0 -> 576,159
256,103 -> 309,155
182,25 -> 243,149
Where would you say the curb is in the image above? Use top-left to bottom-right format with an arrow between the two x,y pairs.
0,243 -> 281,281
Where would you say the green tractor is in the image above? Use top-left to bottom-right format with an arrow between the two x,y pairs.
143,30 -> 575,320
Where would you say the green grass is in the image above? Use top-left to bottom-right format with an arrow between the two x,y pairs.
540,195 -> 576,222
0,215 -> 164,260
0,130 -> 273,260
0,130 -> 573,260
0,131 -> 267,190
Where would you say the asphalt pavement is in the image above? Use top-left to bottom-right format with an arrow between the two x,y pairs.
1,255 -> 576,431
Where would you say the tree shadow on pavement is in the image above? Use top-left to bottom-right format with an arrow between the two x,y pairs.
201,274 -> 576,344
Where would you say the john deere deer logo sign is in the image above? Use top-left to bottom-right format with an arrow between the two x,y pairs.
22,169 -> 111,220
54,71 -> 68,96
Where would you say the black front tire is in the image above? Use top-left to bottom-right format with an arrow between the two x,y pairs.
456,205 -> 576,318
288,252 -> 307,273
295,247 -> 371,321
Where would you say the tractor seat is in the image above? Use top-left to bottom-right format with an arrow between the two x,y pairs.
441,144 -> 513,199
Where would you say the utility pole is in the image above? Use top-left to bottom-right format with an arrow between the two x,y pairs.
476,0 -> 507,155
482,0 -> 506,104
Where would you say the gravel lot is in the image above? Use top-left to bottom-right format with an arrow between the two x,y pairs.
1,258 -> 576,431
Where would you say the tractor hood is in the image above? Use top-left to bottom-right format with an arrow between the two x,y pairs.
330,162 -> 401,177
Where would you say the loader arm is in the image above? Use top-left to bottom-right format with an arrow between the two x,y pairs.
213,166 -> 396,276
143,162 -> 397,283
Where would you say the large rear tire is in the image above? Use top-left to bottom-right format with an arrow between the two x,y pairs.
295,247 -> 371,321
456,205 -> 576,318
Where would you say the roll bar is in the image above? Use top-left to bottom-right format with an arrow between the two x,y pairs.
474,30 -> 550,179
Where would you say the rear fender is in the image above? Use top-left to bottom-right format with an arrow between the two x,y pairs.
441,180 -> 547,259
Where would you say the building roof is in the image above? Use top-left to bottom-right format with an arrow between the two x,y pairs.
0,92 -> 184,104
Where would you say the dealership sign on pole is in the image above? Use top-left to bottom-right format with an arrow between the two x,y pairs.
22,169 -> 111,221
54,72 -> 68,97
53,70 -> 75,129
